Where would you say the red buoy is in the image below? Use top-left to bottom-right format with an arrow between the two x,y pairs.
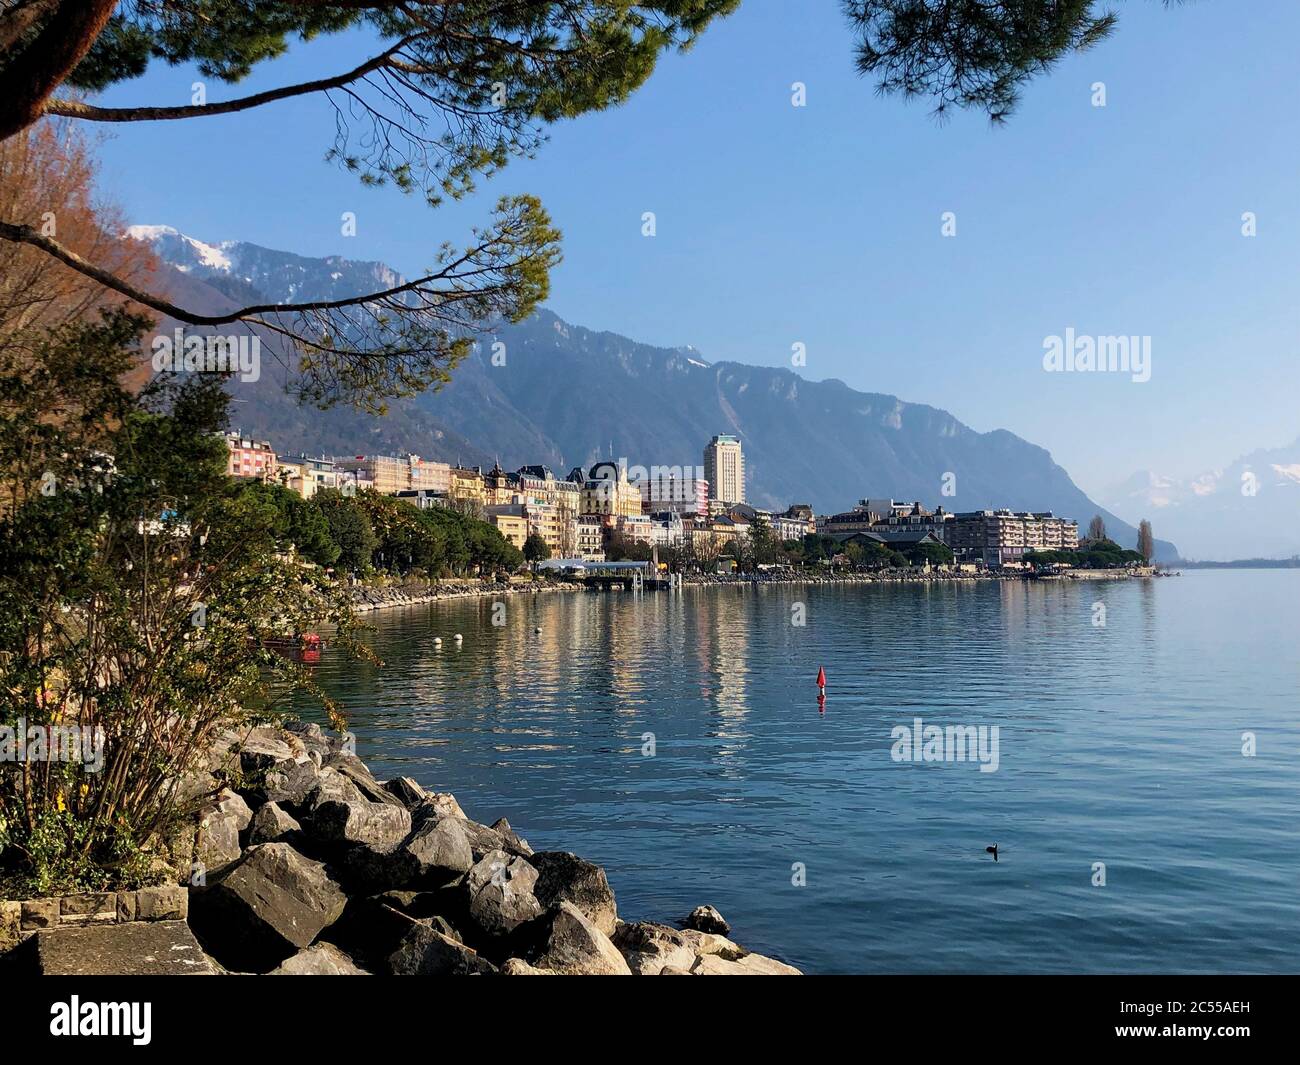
816,666 -> 826,689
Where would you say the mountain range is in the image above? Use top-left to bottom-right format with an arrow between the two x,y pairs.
1101,439 -> 1300,561
128,225 -> 1179,560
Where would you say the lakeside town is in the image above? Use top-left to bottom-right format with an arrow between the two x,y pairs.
227,428 -> 1152,577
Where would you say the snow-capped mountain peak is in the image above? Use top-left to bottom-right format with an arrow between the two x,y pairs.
126,224 -> 234,273
128,223 -> 405,304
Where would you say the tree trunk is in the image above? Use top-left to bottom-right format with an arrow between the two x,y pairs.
0,0 -> 118,143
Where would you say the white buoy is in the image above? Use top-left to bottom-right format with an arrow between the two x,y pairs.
454,633 -> 463,643
433,636 -> 442,646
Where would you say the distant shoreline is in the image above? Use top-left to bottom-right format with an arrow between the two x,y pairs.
1173,559 -> 1300,570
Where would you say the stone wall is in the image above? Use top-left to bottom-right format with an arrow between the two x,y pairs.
1,885 -> 187,947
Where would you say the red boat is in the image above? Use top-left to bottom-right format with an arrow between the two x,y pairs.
262,631 -> 323,663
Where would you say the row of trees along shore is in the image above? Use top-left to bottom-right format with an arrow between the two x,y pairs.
242,481 -> 523,578
608,514 -> 1155,571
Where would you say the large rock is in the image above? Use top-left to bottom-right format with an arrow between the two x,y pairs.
194,788 -> 253,874
388,924 -> 498,975
134,885 -> 188,922
299,767 -> 366,814
247,801 -> 302,846
459,818 -> 532,861
189,843 -> 347,972
529,902 -> 631,976
269,942 -> 369,975
465,850 -> 542,937
612,921 -> 698,976
283,721 -> 333,761
305,796 -> 410,852
249,759 -> 320,808
237,725 -> 305,774
324,887 -> 467,969
167,766 -> 219,807
382,776 -> 429,809
372,890 -> 460,933
489,818 -> 533,855
324,899 -> 425,971
502,957 -> 554,975
682,904 -> 730,936
421,792 -> 468,821
677,928 -> 746,960
395,815 -> 474,885
325,753 -> 407,808
691,952 -> 802,976
22,920 -> 217,975
531,851 -> 617,936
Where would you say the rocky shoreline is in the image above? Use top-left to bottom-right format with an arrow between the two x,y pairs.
2,723 -> 800,976
349,579 -> 585,613
350,567 -> 1152,613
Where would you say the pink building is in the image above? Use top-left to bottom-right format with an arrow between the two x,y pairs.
224,432 -> 277,481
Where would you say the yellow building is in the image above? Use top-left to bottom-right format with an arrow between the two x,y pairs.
275,459 -> 313,498
581,461 -> 643,519
448,466 -> 486,510
487,507 -> 528,549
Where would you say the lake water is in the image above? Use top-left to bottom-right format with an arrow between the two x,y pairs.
297,571 -> 1300,974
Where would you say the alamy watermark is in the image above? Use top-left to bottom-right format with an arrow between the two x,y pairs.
890,717 -> 1000,773
1042,327 -> 1150,383
50,997 -> 150,1045
0,720 -> 105,773
151,327 -> 260,383
586,458 -> 706,503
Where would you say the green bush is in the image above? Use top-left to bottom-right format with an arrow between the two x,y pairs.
0,312 -> 362,896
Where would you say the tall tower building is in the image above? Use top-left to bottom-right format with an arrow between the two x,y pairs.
704,434 -> 745,505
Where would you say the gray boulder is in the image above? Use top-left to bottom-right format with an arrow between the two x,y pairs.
325,753 -> 407,808
613,921 -> 699,976
189,843 -> 347,972
501,958 -> 554,975
531,851 -> 617,936
299,767 -> 366,813
691,952 -> 802,976
395,815 -> 474,885
530,902 -> 631,975
388,924 -> 498,975
306,796 -> 410,852
323,899 -> 425,970
489,817 -> 534,855
683,904 -> 730,936
195,788 -> 253,873
237,726 -> 305,774
247,801 -> 302,846
460,818 -> 533,861
413,790 -> 470,827
382,776 -> 429,809
465,850 -> 542,937
250,759 -> 320,808
269,942 -> 369,975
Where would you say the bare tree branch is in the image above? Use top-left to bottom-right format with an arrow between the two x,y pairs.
0,216 -> 522,326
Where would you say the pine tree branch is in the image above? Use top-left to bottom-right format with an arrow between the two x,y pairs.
44,36 -> 420,123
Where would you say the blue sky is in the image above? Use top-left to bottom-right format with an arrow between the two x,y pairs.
91,0 -> 1300,498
